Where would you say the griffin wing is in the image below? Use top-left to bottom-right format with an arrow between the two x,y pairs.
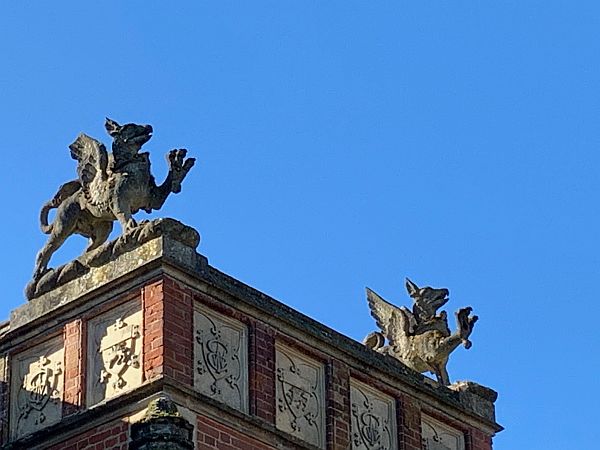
68,134 -> 108,200
366,288 -> 411,348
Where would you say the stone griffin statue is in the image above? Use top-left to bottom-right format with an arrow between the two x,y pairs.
363,278 -> 478,385
27,118 -> 195,298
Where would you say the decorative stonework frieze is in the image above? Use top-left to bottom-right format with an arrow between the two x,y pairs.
350,380 -> 397,450
422,415 -> 465,450
193,307 -> 248,412
275,345 -> 325,449
10,337 -> 64,440
87,301 -> 143,406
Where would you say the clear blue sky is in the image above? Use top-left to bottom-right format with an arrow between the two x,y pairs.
1,2 -> 598,449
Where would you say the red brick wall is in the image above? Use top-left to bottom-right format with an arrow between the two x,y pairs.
198,415 -> 275,450
142,277 -> 194,386
63,319 -> 85,415
467,428 -> 493,450
162,277 -> 194,385
249,322 -> 276,424
399,395 -> 423,450
48,420 -> 128,450
326,359 -> 351,450
142,279 -> 165,381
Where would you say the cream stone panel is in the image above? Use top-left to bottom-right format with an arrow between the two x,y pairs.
275,344 -> 325,449
194,307 -> 248,413
10,336 -> 64,440
422,415 -> 465,450
87,301 -> 143,406
350,379 -> 397,450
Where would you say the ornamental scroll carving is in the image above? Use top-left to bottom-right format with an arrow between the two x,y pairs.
422,415 -> 465,450
10,337 -> 64,440
350,380 -> 397,450
193,308 -> 248,412
275,345 -> 325,449
87,301 -> 143,406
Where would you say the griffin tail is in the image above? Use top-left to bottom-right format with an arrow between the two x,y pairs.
363,331 -> 386,351
40,180 -> 81,234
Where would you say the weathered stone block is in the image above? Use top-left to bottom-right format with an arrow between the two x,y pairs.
194,306 -> 248,413
275,344 -> 325,449
449,381 -> 498,423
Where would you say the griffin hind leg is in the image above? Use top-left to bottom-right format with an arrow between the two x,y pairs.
33,236 -> 64,279
112,197 -> 138,233
85,221 -> 113,253
33,206 -> 79,279
432,363 -> 451,386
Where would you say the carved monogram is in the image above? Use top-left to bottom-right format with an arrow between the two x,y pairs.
350,382 -> 396,450
194,309 -> 248,412
99,318 -> 141,391
87,302 -> 143,406
18,356 -> 62,427
10,338 -> 65,440
275,347 -> 325,448
422,416 -> 465,450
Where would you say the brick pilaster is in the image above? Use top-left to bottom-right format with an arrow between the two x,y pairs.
326,359 -> 351,450
63,319 -> 85,415
142,277 -> 193,386
249,322 -> 276,423
399,395 -> 422,450
163,277 -> 194,386
467,428 -> 493,450
143,280 -> 165,381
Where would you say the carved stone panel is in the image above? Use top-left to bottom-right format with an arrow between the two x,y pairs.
193,307 -> 248,412
422,415 -> 465,450
275,345 -> 325,449
350,380 -> 397,450
10,337 -> 64,440
87,301 -> 143,406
